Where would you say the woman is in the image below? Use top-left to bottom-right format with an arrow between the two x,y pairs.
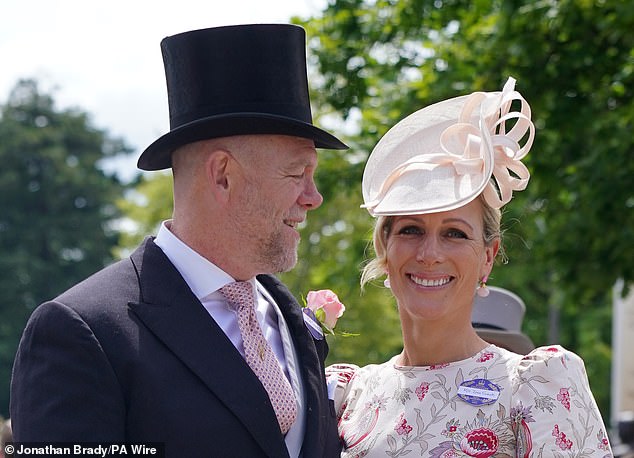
327,78 -> 612,457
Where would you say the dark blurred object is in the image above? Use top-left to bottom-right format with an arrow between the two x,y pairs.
613,411 -> 634,457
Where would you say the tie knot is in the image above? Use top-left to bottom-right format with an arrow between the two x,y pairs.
219,281 -> 254,310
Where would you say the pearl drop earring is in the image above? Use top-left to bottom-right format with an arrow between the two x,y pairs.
384,277 -> 391,288
476,275 -> 490,297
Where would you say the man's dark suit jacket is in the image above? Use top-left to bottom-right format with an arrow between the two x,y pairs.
10,238 -> 340,457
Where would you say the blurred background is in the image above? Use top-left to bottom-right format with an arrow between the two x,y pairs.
1,0 -> 633,453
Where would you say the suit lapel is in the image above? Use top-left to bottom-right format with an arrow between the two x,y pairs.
257,274 -> 331,458
128,239 -> 289,458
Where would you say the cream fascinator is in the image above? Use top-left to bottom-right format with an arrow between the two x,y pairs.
362,77 -> 534,216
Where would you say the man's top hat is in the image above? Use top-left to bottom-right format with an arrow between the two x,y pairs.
471,286 -> 535,354
138,24 -> 348,170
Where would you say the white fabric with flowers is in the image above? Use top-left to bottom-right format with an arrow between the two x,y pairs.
327,345 -> 612,457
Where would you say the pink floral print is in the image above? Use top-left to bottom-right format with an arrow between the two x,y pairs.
597,430 -> 610,451
441,419 -> 460,438
477,351 -> 494,363
416,382 -> 430,400
428,363 -> 450,370
552,424 -> 573,450
557,387 -> 571,411
394,414 -> 412,435
329,345 -> 612,457
459,427 -> 499,457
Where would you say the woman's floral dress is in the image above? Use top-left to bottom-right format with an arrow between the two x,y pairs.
327,345 -> 612,457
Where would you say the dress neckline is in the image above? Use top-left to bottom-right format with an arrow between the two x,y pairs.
392,344 -> 499,371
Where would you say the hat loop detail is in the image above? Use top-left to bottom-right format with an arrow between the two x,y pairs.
478,78 -> 533,208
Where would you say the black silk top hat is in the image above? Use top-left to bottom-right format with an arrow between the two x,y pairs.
138,24 -> 348,170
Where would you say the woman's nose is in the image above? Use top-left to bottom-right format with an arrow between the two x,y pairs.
415,235 -> 443,265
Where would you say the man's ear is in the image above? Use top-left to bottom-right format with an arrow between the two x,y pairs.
206,149 -> 232,200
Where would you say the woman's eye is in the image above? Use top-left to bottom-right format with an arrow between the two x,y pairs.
397,225 -> 422,235
447,229 -> 468,239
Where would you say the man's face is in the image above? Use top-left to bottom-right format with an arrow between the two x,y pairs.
228,135 -> 322,275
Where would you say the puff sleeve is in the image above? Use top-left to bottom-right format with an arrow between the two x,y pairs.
510,345 -> 612,457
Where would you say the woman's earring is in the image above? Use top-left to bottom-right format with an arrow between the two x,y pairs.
384,276 -> 391,288
476,275 -> 490,297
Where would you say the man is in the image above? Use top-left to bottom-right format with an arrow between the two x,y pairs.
10,24 -> 347,457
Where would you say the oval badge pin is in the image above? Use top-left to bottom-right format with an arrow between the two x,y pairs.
457,379 -> 501,406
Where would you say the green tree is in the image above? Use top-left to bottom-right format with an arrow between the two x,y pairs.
115,172 -> 172,257
296,0 -> 634,417
0,79 -> 132,416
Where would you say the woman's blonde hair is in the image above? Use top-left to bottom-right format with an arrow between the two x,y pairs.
360,194 -> 502,287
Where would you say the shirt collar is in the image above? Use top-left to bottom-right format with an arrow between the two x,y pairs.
154,220 -> 246,300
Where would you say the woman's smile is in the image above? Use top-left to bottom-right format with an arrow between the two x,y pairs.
408,274 -> 453,288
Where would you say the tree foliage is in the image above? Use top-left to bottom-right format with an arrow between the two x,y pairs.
0,80 -> 132,416
115,172 -> 172,256
293,0 -> 634,417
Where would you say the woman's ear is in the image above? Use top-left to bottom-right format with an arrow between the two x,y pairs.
483,237 -> 500,272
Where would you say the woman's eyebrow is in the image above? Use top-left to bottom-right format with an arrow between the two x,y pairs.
442,218 -> 474,231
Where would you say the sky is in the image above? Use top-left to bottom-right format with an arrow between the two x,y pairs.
0,0 -> 327,180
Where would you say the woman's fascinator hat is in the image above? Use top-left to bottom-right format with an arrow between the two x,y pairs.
362,77 -> 534,216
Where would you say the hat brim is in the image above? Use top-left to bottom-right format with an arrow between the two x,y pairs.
361,95 -> 495,216
476,329 -> 535,355
137,113 -> 348,171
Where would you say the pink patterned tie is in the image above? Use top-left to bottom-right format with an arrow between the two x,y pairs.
219,281 -> 298,434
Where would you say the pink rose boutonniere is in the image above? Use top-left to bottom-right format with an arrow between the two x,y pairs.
302,289 -> 356,339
